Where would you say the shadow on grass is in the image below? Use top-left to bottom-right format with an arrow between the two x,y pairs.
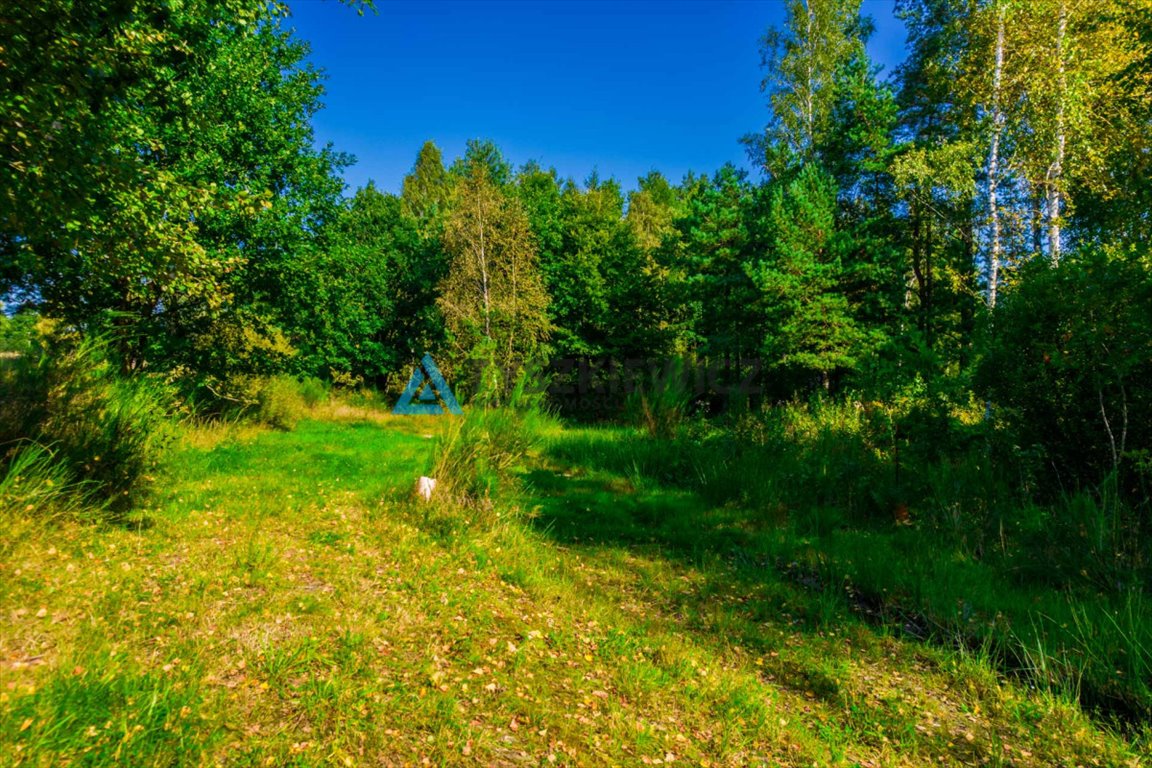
524,466 -> 759,554
526,428 -> 1152,733
522,454 -> 871,685
516,445 -> 1021,761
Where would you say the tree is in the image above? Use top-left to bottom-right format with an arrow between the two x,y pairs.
892,0 -> 983,368
983,0 -> 1008,307
1011,0 -> 1148,262
0,2 -> 354,380
294,183 -> 445,386
749,165 -> 876,389
450,139 -> 513,187
401,141 -> 450,227
173,17 -> 350,381
515,162 -> 566,298
626,171 -> 680,254
672,165 -> 760,365
438,166 -> 550,386
744,0 -> 870,177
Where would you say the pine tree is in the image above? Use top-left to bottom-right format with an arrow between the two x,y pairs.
401,141 -> 450,227
750,165 -> 875,389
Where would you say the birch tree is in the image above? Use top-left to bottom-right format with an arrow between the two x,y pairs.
744,0 -> 867,177
438,167 -> 550,384
1014,0 -> 1146,262
985,0 -> 1007,307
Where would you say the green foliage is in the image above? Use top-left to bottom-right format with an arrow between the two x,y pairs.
0,311 -> 37,355
294,185 -> 445,385
0,338 -> 174,513
978,247 -> 1152,492
624,358 -> 693,439
751,164 -> 881,388
254,376 -> 311,432
449,139 -> 513,187
298,377 -> 330,409
1,2 -> 350,380
401,140 -> 451,225
521,170 -> 680,370
430,370 -> 554,506
3,0 -> 1152,750
671,165 -> 762,364
438,165 -> 551,386
744,0 -> 871,175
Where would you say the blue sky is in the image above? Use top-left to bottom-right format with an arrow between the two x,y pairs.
286,0 -> 909,195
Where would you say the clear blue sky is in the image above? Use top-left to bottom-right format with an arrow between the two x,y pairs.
286,0 -> 909,195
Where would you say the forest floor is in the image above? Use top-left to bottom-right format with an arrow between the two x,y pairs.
0,407 -> 1145,766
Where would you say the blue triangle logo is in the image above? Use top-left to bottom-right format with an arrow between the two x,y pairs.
393,354 -> 463,415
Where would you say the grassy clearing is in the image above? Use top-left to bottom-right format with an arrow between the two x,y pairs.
1,408 -> 1146,766
547,417 -> 1152,725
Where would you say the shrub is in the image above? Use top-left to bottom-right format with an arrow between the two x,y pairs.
298,376 -> 329,408
978,247 -> 1152,497
254,375 -> 309,431
0,337 -> 174,514
624,357 -> 692,439
430,368 -> 554,507
187,373 -> 324,430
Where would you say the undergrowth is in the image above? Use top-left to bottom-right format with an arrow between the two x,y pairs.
546,400 -> 1152,726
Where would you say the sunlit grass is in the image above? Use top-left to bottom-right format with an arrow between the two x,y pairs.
1,407 -> 1145,766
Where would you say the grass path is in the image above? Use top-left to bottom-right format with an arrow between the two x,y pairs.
1,412 -> 1143,766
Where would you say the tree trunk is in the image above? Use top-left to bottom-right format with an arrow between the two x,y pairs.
479,207 -> 490,341
986,2 -> 1006,308
1047,0 -> 1067,265
804,0 -> 816,153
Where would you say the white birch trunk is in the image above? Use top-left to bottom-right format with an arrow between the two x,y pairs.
479,204 -> 491,341
1047,0 -> 1067,265
804,0 -> 816,153
986,2 -> 1006,308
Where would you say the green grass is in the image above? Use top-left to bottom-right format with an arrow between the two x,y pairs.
545,419 -> 1152,726
1,405 -> 1147,765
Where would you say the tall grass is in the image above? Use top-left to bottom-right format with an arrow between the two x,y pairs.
0,445 -> 88,561
546,399 -> 1152,722
0,445 -> 83,517
429,368 -> 556,509
0,337 -> 174,516
624,358 -> 693,439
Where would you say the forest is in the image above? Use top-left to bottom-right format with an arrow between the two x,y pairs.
3,0 -> 1152,764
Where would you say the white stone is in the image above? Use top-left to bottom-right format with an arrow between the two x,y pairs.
416,476 -> 437,501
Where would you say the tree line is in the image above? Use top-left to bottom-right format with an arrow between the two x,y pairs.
2,0 -> 1151,492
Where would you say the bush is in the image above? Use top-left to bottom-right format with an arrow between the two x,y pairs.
624,357 -> 692,439
0,337 -> 174,514
254,375 -> 309,431
187,374 -> 327,430
298,376 -> 329,408
978,247 -> 1152,497
430,368 -> 554,507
